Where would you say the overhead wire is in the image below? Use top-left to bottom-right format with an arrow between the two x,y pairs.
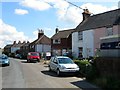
64,0 -> 84,10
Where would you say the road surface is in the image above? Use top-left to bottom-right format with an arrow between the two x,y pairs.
1,58 -> 98,89
2,58 -> 85,88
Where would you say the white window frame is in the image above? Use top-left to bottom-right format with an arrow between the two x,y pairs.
53,39 -> 61,44
106,27 -> 113,36
78,31 -> 83,40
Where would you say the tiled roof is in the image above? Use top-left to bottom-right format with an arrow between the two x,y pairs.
30,35 -> 51,45
51,29 -> 75,39
4,44 -> 12,48
76,8 -> 120,31
22,42 -> 30,47
12,43 -> 24,47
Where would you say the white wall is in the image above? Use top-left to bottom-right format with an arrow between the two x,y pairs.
11,47 -> 20,53
72,32 -> 78,58
83,30 -> 94,58
0,49 -> 2,55
72,32 -> 83,58
36,44 -> 51,53
118,1 -> 120,8
72,30 -> 94,58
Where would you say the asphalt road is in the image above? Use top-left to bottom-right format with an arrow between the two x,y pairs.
2,59 -> 85,88
1,58 -> 99,89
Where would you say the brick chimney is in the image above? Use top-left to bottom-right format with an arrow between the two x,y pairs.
13,41 -> 16,45
82,9 -> 91,21
27,41 -> 30,43
38,29 -> 44,39
18,41 -> 21,44
23,41 -> 26,44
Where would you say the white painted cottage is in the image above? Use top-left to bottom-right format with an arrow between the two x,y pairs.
72,8 -> 120,58
29,30 -> 51,54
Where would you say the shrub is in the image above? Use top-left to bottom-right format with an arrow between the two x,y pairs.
74,60 -> 91,76
74,59 -> 99,80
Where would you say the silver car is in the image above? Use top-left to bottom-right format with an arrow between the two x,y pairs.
49,56 -> 79,76
0,54 -> 10,66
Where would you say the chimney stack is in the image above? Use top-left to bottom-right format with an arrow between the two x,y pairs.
23,41 -> 26,44
82,9 -> 91,21
13,41 -> 16,45
38,29 -> 44,39
27,41 -> 30,43
18,41 -> 21,44
55,28 -> 59,34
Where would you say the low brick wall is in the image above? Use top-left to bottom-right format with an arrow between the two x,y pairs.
95,57 -> 120,79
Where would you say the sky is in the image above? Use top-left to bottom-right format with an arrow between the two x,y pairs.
0,0 -> 120,48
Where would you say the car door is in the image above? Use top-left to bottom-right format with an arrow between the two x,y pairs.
49,57 -> 54,70
53,58 -> 58,72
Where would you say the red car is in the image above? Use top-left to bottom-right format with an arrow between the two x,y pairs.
27,52 -> 40,62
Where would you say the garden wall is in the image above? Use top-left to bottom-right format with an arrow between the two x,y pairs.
95,57 -> 120,79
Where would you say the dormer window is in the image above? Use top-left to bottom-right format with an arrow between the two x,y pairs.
53,39 -> 61,44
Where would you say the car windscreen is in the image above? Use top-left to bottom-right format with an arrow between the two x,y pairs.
31,53 -> 39,56
0,55 -> 8,60
58,58 -> 74,64
0,56 -> 2,60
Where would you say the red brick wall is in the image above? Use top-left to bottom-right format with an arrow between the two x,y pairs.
51,37 -> 72,50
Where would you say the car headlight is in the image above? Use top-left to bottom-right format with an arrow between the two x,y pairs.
76,66 -> 79,68
60,65 -> 66,69
5,60 -> 9,63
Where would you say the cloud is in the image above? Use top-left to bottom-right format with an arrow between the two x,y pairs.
33,27 -> 53,38
0,19 -> 29,48
19,0 -> 118,25
33,30 -> 38,39
56,6 -> 82,25
15,8 -> 29,15
81,3 -> 118,15
20,0 -> 51,11
55,2 -> 118,25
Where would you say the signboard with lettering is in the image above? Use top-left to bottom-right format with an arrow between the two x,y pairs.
100,41 -> 120,49
46,52 -> 51,56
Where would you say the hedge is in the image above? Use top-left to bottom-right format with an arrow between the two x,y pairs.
74,59 -> 99,80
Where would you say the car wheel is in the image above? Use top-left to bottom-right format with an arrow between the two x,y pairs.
7,63 -> 10,66
49,66 -> 51,71
38,59 -> 40,62
57,69 -> 61,76
27,59 -> 30,63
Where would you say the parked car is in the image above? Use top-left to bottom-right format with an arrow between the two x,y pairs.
15,54 -> 22,59
0,54 -> 10,66
49,56 -> 79,76
27,52 -> 40,62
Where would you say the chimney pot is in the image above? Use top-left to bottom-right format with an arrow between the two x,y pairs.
38,29 -> 44,38
27,41 -> 30,43
82,9 -> 91,21
23,41 -> 26,44
13,41 -> 16,45
18,41 -> 21,44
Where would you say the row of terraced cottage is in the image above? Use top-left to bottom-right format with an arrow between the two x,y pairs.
4,9 -> 120,59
